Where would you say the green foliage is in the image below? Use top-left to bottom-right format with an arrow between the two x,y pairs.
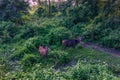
49,50 -> 70,65
40,18 -> 60,28
21,15 -> 32,22
5,64 -> 59,80
82,15 -> 104,42
11,47 -> 27,60
82,15 -> 120,50
21,54 -> 37,68
0,0 -> 120,79
61,17 -> 74,29
70,62 -> 117,80
19,24 -> 37,39
68,2 -> 92,22
12,36 -> 47,60
0,59 -> 6,79
46,27 -> 72,46
62,2 -> 93,29
100,28 -> 120,49
0,21 -> 19,43
18,22 -> 52,39
36,7 -> 46,17
0,0 -> 28,23
27,36 -> 48,47
71,23 -> 88,37
4,62 -> 117,80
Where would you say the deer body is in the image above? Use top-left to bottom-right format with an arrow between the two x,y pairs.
39,46 -> 48,57
62,37 -> 82,49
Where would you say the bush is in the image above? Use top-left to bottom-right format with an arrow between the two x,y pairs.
0,21 -> 19,43
71,22 -> 88,37
0,0 -> 28,23
70,62 -> 117,80
48,50 -> 70,65
100,28 -> 120,50
83,22 -> 104,42
19,23 -> 37,39
66,2 -> 92,24
12,36 -> 48,60
36,7 -> 46,17
19,18 -> 59,39
82,14 -> 104,41
21,54 -> 37,68
24,36 -> 48,50
21,15 -> 32,22
82,15 -> 120,50
5,64 -> 64,80
61,2 -> 93,29
11,46 -> 28,60
19,23 -> 47,39
46,27 -> 72,46
61,17 -> 75,29
0,58 -> 6,79
5,62 -> 117,80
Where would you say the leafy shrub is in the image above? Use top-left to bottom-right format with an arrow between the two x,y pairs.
69,62 -> 117,80
5,64 -> 65,80
26,36 -> 48,47
67,2 -> 92,23
46,27 -> 72,46
12,35 -> 50,61
5,62 -> 117,80
36,7 -> 46,17
19,23 -> 37,39
19,18 -> 59,39
11,46 -> 28,60
21,15 -> 32,22
21,54 -> 37,68
76,44 -> 83,49
71,22 -> 88,37
0,0 -> 28,23
19,23 -> 46,39
48,50 -> 70,65
100,28 -> 120,50
61,17 -> 75,29
83,23 -> 104,42
61,2 -> 93,29
40,18 -> 60,29
0,58 -> 6,79
82,15 -> 120,50
0,21 -> 19,43
82,14 -> 104,41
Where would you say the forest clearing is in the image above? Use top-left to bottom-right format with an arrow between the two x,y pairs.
0,0 -> 120,80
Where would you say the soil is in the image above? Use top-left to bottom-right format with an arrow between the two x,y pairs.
80,41 -> 120,57
54,41 -> 120,77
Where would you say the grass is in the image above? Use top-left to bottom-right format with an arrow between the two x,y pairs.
0,43 -> 120,79
67,45 -> 120,71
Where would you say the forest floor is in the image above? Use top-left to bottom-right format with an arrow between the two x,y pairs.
80,41 -> 120,57
80,42 -> 120,77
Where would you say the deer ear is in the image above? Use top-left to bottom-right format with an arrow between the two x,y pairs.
78,36 -> 82,41
39,46 -> 43,48
47,46 -> 49,48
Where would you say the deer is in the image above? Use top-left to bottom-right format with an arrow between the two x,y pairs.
62,37 -> 82,49
39,46 -> 48,57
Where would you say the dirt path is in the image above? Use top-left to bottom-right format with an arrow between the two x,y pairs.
80,41 -> 120,57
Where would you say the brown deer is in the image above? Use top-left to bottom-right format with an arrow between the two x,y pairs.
39,46 -> 48,57
62,37 -> 82,49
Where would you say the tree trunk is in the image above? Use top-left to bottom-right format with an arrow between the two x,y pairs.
48,0 -> 51,16
38,0 -> 41,6
75,0 -> 79,7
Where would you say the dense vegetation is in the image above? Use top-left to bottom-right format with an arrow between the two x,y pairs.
0,0 -> 120,79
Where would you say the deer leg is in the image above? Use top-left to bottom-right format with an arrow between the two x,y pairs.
72,45 -> 75,48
